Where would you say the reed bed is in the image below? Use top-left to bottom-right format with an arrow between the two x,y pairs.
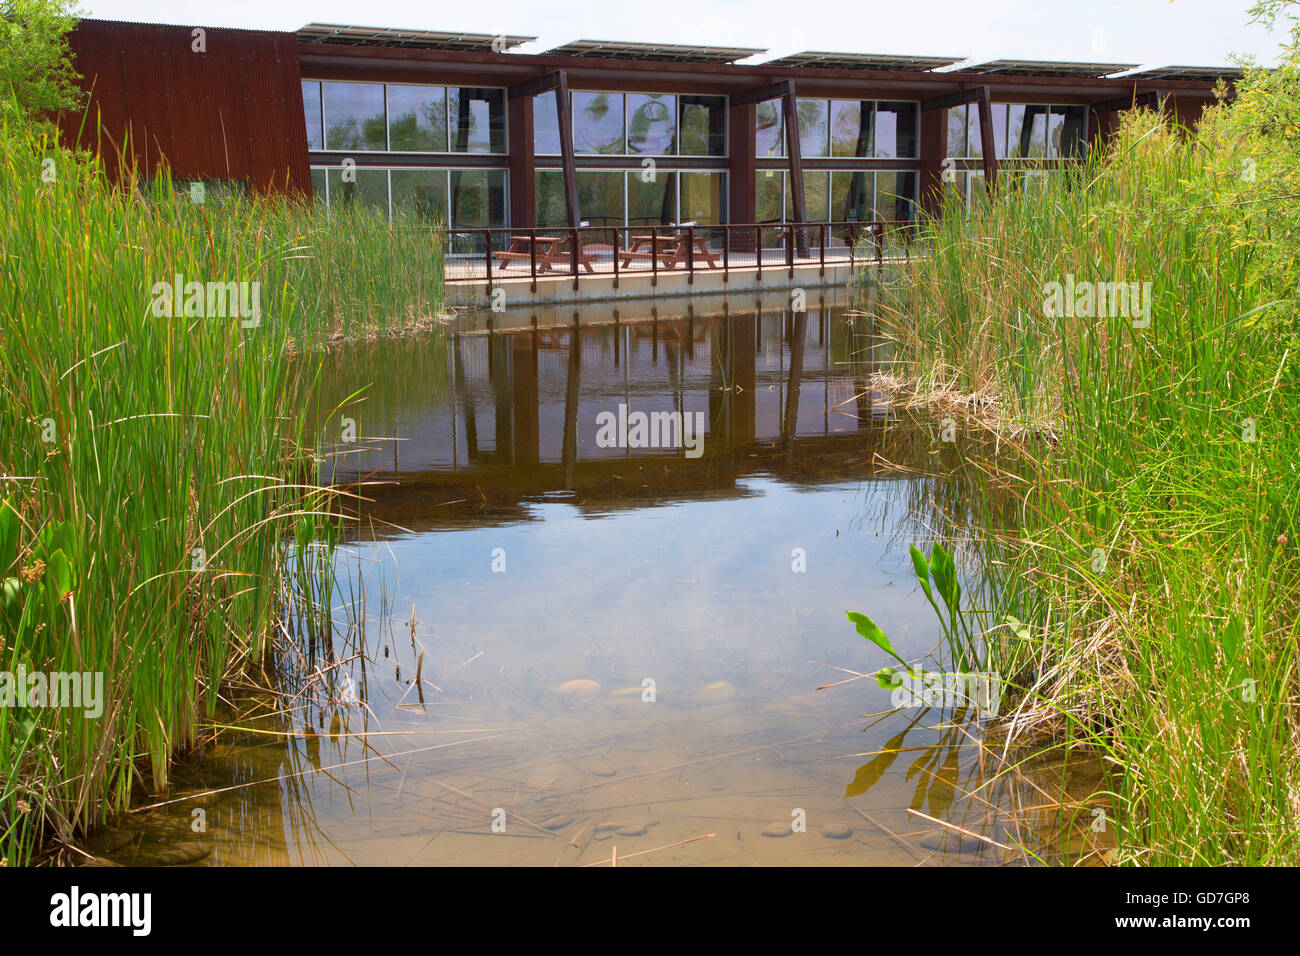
870,90 -> 1300,864
0,116 -> 447,864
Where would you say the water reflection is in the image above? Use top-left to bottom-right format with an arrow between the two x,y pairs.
95,299 -> 1110,867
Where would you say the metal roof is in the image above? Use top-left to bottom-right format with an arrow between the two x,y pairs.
761,51 -> 965,71
1119,65 -> 1244,82
962,59 -> 1139,78
543,39 -> 766,63
297,23 -> 535,52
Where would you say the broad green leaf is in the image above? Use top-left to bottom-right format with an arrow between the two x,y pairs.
876,665 -> 904,689
909,544 -> 940,613
1004,615 -> 1032,641
846,610 -> 908,666
45,549 -> 73,600
930,543 -> 960,614
0,500 -> 18,572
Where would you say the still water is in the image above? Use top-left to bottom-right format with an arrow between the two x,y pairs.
90,295 -> 1107,866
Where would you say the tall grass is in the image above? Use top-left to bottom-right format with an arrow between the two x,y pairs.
0,117 -> 445,864
874,108 -> 1300,864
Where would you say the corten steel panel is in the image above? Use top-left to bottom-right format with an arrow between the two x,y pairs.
59,19 -> 311,195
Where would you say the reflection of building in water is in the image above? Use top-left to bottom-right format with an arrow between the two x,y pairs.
328,306 -> 891,484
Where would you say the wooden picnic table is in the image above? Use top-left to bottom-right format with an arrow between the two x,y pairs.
620,233 -> 719,270
494,234 -> 596,274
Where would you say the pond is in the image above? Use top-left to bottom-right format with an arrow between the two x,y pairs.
87,294 -> 1108,866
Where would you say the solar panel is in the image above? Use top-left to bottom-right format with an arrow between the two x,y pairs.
761,51 -> 965,71
543,39 -> 766,63
962,59 -> 1139,78
1119,65 -> 1244,82
298,23 -> 535,52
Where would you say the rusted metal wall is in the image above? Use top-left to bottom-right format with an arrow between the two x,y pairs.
59,20 -> 311,195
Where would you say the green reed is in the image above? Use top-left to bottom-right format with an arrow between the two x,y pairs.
0,117 -> 444,864
873,107 -> 1300,865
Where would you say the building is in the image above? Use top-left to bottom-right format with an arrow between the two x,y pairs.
58,18 -> 1237,234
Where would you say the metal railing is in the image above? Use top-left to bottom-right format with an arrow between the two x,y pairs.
444,220 -> 914,289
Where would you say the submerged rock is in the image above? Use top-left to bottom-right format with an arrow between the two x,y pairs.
554,679 -> 601,700
761,822 -> 793,838
698,681 -> 737,703
822,824 -> 853,840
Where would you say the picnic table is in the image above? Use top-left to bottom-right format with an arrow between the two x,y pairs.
620,233 -> 719,270
494,235 -> 596,274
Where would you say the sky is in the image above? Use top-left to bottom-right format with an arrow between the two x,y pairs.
79,0 -> 1295,71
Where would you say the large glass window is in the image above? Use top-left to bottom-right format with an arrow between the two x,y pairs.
574,92 -> 625,154
534,92 -> 562,155
1007,105 -> 1048,159
875,102 -> 917,158
323,81 -> 387,151
784,171 -> 829,221
390,169 -> 448,221
449,88 -> 505,153
388,84 -> 447,152
302,80 -> 323,150
830,100 -> 872,158
874,171 -> 917,222
1051,105 -> 1087,158
756,100 -> 784,158
627,169 -> 676,227
627,93 -> 676,155
325,167 -> 389,210
678,95 -> 726,156
830,171 -> 872,222
575,170 -> 624,226
310,167 -> 326,202
535,171 -> 567,227
946,104 -> 970,160
680,172 -> 725,225
756,171 -> 783,222
449,169 -> 505,227
770,99 -> 916,159
795,99 -> 829,158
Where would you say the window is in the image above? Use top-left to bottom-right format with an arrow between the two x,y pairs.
390,169 -> 448,221
796,98 -> 829,158
535,171 -> 567,227
830,100 -> 872,158
575,170 -> 624,226
875,102 -> 917,159
784,171 -> 829,222
678,96 -> 726,156
756,100 -> 784,158
388,84 -> 447,152
449,169 -> 505,227
323,81 -> 386,151
773,99 -> 916,159
574,92 -> 625,154
449,88 -> 505,153
534,92 -> 562,155
680,171 -> 725,225
325,167 -> 388,210
307,81 -> 506,154
313,167 -> 506,227
302,81 -> 323,150
628,170 -> 676,227
627,93 -> 676,155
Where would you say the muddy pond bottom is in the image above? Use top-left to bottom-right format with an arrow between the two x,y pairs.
94,305 -> 1108,866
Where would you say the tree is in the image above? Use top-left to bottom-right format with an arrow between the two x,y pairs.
0,0 -> 81,124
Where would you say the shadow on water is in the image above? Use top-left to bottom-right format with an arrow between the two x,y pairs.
88,293 -> 1112,866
